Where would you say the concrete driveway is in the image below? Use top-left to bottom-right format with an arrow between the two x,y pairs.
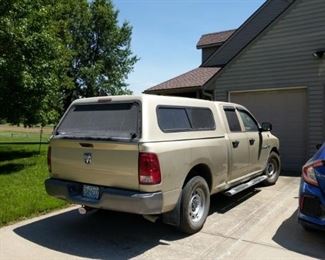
0,176 -> 324,259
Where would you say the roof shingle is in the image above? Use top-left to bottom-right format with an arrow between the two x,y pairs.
196,29 -> 236,49
145,67 -> 220,93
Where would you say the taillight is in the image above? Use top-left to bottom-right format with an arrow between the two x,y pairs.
302,160 -> 324,186
139,152 -> 161,185
47,146 -> 51,173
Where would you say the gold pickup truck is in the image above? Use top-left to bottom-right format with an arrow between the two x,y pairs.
45,94 -> 280,234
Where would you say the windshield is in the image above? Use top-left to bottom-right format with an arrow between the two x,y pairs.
56,102 -> 140,140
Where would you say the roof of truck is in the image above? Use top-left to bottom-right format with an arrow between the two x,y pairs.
72,94 -> 241,108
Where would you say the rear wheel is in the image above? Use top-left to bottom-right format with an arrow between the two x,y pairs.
262,152 -> 281,186
179,176 -> 210,234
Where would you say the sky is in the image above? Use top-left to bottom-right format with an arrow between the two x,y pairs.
113,0 -> 266,94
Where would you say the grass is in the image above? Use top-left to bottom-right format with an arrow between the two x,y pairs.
0,131 -> 50,143
0,131 -> 68,227
0,124 -> 53,143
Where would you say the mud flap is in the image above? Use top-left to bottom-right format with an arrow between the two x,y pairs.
162,193 -> 182,227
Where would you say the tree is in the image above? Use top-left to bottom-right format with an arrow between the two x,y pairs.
0,0 -> 138,125
50,0 -> 138,109
58,0 -> 138,109
0,0 -> 65,126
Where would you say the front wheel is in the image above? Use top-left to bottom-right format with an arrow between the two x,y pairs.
262,152 -> 281,186
179,176 -> 210,234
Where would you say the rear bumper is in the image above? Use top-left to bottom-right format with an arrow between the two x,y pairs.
45,178 -> 163,215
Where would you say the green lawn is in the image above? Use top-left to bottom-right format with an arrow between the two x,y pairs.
0,130 -> 50,143
0,131 -> 68,227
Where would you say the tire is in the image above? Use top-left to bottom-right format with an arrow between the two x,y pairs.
262,151 -> 281,186
179,176 -> 210,234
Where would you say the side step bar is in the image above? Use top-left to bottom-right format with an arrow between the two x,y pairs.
224,175 -> 267,196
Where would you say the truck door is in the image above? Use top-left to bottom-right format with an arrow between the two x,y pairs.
237,109 -> 264,173
223,107 -> 250,181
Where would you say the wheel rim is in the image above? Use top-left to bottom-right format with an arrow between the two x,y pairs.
188,187 -> 206,223
266,158 -> 277,178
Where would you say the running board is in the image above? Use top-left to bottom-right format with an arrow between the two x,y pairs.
224,175 -> 267,196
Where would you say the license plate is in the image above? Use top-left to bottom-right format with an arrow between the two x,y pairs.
82,185 -> 99,200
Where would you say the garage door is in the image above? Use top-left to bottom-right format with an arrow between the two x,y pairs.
230,88 -> 307,172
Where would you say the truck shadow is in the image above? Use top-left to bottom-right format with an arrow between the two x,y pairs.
14,209 -> 185,259
13,188 -> 259,259
210,187 -> 260,214
272,209 -> 325,259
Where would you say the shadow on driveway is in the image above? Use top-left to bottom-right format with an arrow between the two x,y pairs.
210,187 -> 260,214
13,187 -> 261,259
272,209 -> 325,258
14,209 -> 185,259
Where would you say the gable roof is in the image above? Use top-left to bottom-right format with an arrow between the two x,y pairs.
144,67 -> 220,93
196,29 -> 236,49
202,0 -> 295,67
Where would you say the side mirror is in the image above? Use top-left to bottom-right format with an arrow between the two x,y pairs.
316,144 -> 322,150
260,122 -> 272,132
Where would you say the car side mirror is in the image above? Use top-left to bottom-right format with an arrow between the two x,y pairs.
316,143 -> 322,150
260,122 -> 272,132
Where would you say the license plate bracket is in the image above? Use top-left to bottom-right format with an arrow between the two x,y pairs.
82,185 -> 100,200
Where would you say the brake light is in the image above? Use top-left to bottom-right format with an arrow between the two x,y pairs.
47,146 -> 52,173
97,98 -> 112,103
139,152 -> 161,185
302,160 -> 324,186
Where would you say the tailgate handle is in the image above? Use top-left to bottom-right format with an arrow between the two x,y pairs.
80,143 -> 94,148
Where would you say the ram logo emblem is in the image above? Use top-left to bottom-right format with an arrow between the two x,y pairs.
83,153 -> 92,164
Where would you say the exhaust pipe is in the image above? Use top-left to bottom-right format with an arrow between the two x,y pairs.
78,206 -> 96,215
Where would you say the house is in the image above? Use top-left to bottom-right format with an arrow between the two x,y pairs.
144,30 -> 235,98
145,0 -> 325,171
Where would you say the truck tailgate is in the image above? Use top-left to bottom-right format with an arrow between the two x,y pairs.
50,138 -> 139,190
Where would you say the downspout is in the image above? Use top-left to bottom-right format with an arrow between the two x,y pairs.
202,88 -> 214,100
201,72 -> 217,100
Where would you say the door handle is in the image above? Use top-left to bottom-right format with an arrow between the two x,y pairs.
232,140 -> 240,148
249,139 -> 255,145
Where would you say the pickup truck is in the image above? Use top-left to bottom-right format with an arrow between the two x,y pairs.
45,94 -> 280,234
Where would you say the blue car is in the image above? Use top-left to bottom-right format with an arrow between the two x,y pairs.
298,142 -> 325,231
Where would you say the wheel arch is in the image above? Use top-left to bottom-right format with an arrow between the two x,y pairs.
182,163 -> 213,192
